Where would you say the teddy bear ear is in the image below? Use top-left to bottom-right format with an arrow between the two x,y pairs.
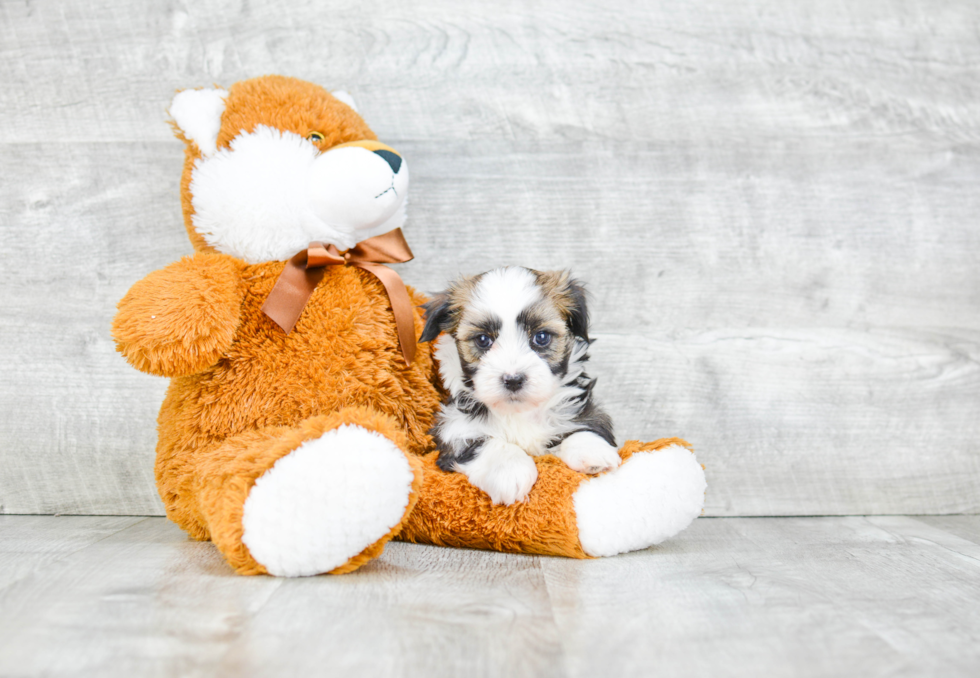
331,90 -> 359,113
168,87 -> 229,157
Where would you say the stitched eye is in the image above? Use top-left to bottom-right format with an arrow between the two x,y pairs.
474,334 -> 493,350
308,131 -> 325,142
532,331 -> 552,348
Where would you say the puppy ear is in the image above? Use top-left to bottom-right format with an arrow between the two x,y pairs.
562,276 -> 590,342
537,270 -> 591,342
419,292 -> 453,343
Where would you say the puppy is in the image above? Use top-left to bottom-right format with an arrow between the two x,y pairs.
419,266 -> 621,505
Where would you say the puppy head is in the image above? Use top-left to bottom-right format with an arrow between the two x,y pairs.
421,267 -> 589,413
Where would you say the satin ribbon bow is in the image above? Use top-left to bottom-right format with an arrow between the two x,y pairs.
261,228 -> 417,364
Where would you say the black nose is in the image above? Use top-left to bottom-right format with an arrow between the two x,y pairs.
502,374 -> 526,392
373,149 -> 402,174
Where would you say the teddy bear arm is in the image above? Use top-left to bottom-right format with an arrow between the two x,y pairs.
112,253 -> 245,377
397,438 -> 706,558
397,450 -> 589,558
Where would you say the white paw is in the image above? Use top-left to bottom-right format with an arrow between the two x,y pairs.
241,424 -> 415,577
573,444 -> 706,557
558,431 -> 622,474
460,438 -> 538,505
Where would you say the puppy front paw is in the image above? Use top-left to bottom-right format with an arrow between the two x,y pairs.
460,439 -> 538,505
558,432 -> 622,474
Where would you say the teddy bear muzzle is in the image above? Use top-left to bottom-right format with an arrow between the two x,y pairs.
308,141 -> 409,233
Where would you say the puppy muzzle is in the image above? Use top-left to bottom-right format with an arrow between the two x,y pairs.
502,374 -> 527,392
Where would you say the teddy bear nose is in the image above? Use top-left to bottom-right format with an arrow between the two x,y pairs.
502,374 -> 527,392
373,149 -> 402,174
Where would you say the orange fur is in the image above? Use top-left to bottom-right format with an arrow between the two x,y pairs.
149,261 -> 442,566
113,254 -> 245,376
114,75 -> 697,576
397,438 -> 691,557
176,75 -> 376,254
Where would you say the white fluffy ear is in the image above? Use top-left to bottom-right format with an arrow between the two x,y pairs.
169,87 -> 229,156
331,90 -> 358,113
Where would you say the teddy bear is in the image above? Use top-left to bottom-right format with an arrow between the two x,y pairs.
112,75 -> 707,577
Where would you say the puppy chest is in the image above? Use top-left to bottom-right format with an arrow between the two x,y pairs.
491,412 -> 558,456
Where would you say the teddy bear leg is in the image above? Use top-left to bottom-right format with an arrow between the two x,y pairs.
396,438 -> 705,559
190,407 -> 423,576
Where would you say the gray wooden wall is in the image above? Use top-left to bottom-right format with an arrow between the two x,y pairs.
1,0 -> 978,517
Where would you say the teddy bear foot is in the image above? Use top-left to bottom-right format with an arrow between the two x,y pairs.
572,444 -> 707,557
240,424 -> 418,577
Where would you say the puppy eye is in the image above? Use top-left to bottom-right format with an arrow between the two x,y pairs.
532,331 -> 552,348
474,334 -> 493,350
308,131 -> 325,142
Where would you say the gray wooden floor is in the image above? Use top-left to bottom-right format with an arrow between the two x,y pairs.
1,515 -> 978,678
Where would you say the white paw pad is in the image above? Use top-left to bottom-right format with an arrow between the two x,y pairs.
573,444 -> 706,557
241,425 -> 414,577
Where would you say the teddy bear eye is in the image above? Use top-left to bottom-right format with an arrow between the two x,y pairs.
474,334 -> 493,350
308,131 -> 325,142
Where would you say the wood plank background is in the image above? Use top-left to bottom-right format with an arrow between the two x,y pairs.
1,0 -> 978,516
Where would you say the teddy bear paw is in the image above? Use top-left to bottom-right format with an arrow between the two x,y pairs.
572,444 -> 706,557
241,424 -> 416,576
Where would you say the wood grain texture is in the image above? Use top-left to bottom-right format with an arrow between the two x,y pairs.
0,518 -> 284,677
541,515 -> 980,678
3,1 -> 979,145
213,544 -> 562,677
915,515 -> 980,545
0,143 -> 182,516
1,515 -> 979,677
0,515 -> 143,591
0,516 -> 560,678
1,0 -> 978,515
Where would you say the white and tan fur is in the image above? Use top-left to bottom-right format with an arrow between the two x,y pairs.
420,267 -> 620,505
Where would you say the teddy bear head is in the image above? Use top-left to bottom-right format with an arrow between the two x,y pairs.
168,75 -> 409,263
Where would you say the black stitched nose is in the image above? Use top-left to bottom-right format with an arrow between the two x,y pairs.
502,374 -> 526,392
373,149 -> 402,174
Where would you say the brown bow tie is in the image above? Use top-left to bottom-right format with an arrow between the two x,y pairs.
261,228 -> 417,365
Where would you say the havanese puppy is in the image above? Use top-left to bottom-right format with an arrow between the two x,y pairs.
418,266 -> 621,505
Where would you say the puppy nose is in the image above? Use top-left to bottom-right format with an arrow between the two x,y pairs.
502,374 -> 526,392
373,149 -> 402,174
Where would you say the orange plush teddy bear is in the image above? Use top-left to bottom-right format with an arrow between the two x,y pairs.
112,75 -> 706,577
